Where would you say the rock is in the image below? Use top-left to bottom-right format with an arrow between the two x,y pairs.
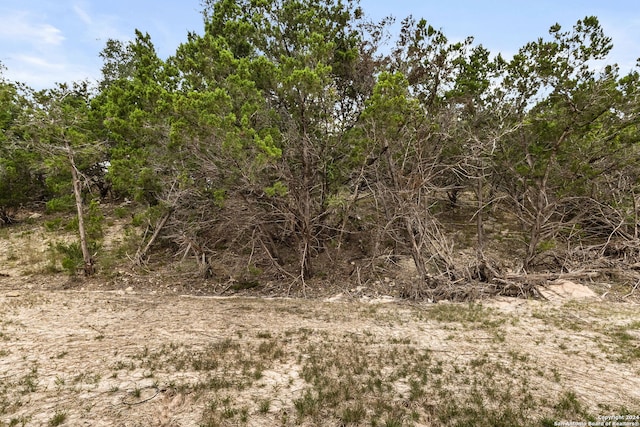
539,279 -> 598,301
368,295 -> 395,304
325,293 -> 344,302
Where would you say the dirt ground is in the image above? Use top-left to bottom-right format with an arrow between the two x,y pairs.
1,274 -> 640,426
1,218 -> 640,426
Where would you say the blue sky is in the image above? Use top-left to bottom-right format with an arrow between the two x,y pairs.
1,0 -> 639,89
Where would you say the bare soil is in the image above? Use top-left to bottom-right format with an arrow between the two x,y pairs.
1,276 -> 640,426
2,217 -> 640,426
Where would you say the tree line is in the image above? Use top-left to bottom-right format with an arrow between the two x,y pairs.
1,0 -> 639,294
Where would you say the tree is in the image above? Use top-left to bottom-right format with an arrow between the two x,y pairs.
444,45 -> 511,267
496,17 -> 640,269
23,82 -> 104,275
96,31 -> 185,265
0,65 -> 46,224
350,19 -> 479,282
196,0 -> 377,281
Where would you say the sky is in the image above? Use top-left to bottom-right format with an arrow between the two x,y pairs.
1,0 -> 639,90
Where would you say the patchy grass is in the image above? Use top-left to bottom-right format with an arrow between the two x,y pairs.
47,409 -> 67,426
0,290 -> 638,425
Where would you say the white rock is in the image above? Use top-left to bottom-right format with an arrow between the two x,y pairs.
540,279 -> 598,301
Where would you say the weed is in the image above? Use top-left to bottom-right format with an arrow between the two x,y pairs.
340,402 -> 367,424
257,339 -> 285,360
603,325 -> 640,363
552,391 -> 594,422
294,390 -> 320,418
114,206 -> 129,218
258,399 -> 270,413
7,416 -> 31,427
48,410 -> 67,426
19,367 -> 38,394
429,302 -> 505,329
54,375 -> 65,389
5,245 -> 18,261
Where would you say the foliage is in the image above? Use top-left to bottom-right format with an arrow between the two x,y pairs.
1,5 -> 640,283
0,68 -> 46,222
495,17 -> 640,268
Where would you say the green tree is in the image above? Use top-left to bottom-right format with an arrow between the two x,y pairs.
169,24 -> 282,276
353,68 -> 462,282
444,45 -> 510,268
96,31 -> 184,264
351,19 -> 479,281
197,0 -> 376,280
23,82 -> 105,275
0,65 -> 46,223
497,17 -> 640,269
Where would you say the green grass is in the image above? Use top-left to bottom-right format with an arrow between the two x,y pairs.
47,410 -> 67,426
427,302 -> 506,328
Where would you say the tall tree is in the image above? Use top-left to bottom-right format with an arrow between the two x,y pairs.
96,31 -> 184,264
444,45 -> 510,266
197,0 -> 377,280
0,65 -> 45,224
353,19 -> 475,281
23,82 -> 104,275
497,17 -> 640,269
170,26 -> 282,276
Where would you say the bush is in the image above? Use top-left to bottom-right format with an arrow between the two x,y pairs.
45,196 -> 75,214
54,241 -> 100,275
55,242 -> 84,275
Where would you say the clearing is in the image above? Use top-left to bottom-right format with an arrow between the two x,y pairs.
1,278 -> 640,426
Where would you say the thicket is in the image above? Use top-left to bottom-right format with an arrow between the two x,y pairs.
1,1 -> 639,297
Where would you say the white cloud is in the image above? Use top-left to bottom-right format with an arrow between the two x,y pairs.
73,3 -> 93,26
0,3 -> 135,89
71,2 -> 129,46
13,54 -> 64,70
0,11 -> 65,46
5,52 -> 97,89
0,9 -> 75,88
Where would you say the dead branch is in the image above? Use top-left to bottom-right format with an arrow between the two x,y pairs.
502,271 -> 600,282
134,209 -> 172,266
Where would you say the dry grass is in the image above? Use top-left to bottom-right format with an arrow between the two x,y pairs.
0,288 -> 639,426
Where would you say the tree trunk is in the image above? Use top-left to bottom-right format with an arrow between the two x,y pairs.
297,192 -> 314,279
476,175 -> 485,259
67,143 -> 94,276
299,130 -> 314,280
405,216 -> 429,280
